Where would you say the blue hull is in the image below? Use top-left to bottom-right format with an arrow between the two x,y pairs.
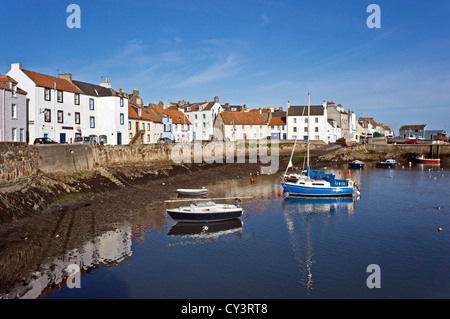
348,163 -> 364,168
281,183 -> 354,197
167,210 -> 243,223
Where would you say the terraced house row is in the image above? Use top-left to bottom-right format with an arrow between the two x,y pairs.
1,62 -> 392,145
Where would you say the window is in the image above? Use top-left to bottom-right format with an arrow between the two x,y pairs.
57,110 -> 64,123
147,123 -> 150,131
120,113 -> 124,125
293,118 -> 297,124
120,97 -> 124,107
203,114 -> 206,119
315,117 -> 318,123
195,114 -> 198,120
147,134 -> 150,142
44,88 -> 51,101
57,90 -> 63,103
293,127 -> 297,133
90,116 -> 95,128
74,93 -> 80,105
11,104 -> 17,119
128,121 -> 131,130
19,128 -> 24,142
75,112 -> 80,124
89,98 -> 94,110
12,128 -> 17,142
11,84 -> 17,97
315,127 -> 319,132
44,109 -> 51,122
142,123 -> 145,130
304,127 -> 308,132
129,133 -> 133,139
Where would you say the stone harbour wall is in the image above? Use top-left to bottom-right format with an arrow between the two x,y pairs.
0,143 -> 40,182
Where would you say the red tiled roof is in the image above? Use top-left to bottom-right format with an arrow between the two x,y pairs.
185,101 -> 214,112
269,117 -> 286,126
0,75 -> 18,84
22,69 -> 83,94
162,109 -> 192,125
0,75 -> 27,94
128,104 -> 140,119
220,111 -> 267,125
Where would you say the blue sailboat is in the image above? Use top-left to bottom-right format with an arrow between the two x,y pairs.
281,93 -> 359,197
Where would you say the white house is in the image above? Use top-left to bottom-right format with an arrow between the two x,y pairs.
214,111 -> 269,141
286,101 -> 329,142
8,63 -> 85,144
71,77 -> 129,145
327,119 -> 341,143
184,96 -> 222,141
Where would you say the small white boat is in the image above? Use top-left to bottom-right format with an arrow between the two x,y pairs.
176,187 -> 207,196
166,201 -> 243,222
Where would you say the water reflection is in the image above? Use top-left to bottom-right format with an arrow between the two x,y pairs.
167,219 -> 244,246
1,224 -> 132,299
281,196 -> 359,297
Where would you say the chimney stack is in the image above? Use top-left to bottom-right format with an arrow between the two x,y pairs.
99,77 -> 112,88
58,73 -> 72,82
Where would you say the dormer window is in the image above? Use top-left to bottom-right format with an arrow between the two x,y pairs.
11,83 -> 17,97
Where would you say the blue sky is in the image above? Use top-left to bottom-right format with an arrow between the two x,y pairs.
2,0 -> 450,132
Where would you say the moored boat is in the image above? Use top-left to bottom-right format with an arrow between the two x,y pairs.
176,187 -> 207,197
348,160 -> 365,168
415,154 -> 440,164
280,93 -> 358,198
376,159 -> 397,167
166,201 -> 243,223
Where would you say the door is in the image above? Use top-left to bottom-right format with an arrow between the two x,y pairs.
60,133 -> 66,143
117,132 -> 122,145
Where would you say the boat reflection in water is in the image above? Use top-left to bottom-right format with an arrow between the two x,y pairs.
281,196 -> 359,296
167,219 -> 244,246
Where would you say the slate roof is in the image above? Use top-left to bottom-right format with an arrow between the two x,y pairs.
288,105 -> 324,117
72,80 -> 116,97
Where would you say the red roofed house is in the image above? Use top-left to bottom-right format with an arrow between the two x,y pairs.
0,75 -> 28,142
159,107 -> 192,142
214,111 -> 269,141
8,63 -> 85,144
180,96 -> 222,141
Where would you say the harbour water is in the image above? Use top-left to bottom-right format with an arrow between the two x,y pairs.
6,162 -> 450,299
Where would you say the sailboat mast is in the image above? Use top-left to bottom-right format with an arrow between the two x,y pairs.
307,93 -> 310,169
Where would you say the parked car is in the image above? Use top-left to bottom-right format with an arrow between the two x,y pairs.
405,139 -> 419,144
158,137 -> 174,143
33,137 -> 58,145
337,137 -> 345,143
74,136 -> 91,144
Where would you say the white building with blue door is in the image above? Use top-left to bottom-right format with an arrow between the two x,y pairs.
71,78 -> 129,145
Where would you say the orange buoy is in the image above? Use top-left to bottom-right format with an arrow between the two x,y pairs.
347,169 -> 351,175
250,177 -> 255,183
339,171 -> 342,175
278,191 -> 281,196
438,227 -> 443,232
